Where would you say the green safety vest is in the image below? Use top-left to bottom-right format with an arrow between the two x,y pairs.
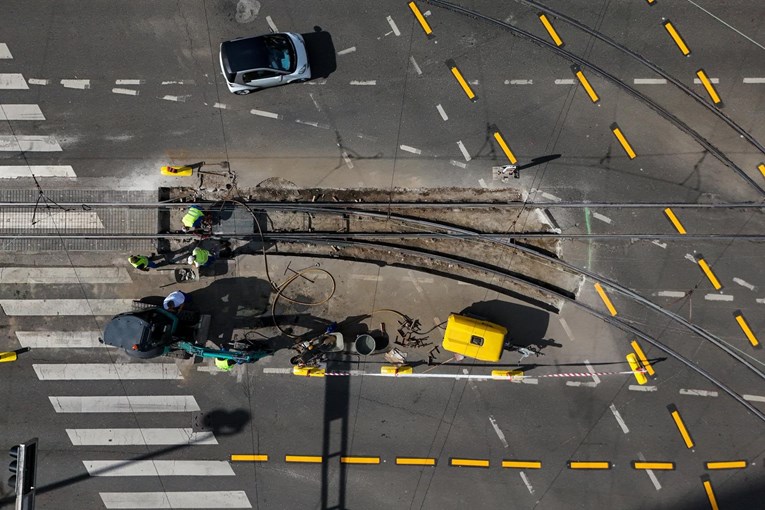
215,358 -> 233,371
129,255 -> 149,269
182,207 -> 205,228
193,248 -> 209,265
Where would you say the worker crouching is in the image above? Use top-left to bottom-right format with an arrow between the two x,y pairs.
188,247 -> 214,268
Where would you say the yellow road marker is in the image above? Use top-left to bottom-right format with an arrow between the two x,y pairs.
492,130 -> 518,165
696,257 -> 722,290
646,0 -> 656,4
538,13 -> 564,47
340,456 -> 380,465
0,351 -> 18,363
667,404 -> 694,448
502,460 -> 542,469
396,457 -> 436,466
572,65 -> 599,103
594,282 -> 617,316
706,460 -> 747,470
450,458 -> 490,468
696,69 -> 722,105
161,165 -> 194,177
734,312 -> 760,347
632,461 -> 675,470
630,340 -> 655,376
663,207 -> 687,234
567,461 -> 611,470
285,455 -> 323,463
663,20 -> 691,56
447,60 -> 477,101
627,353 -> 648,385
610,123 -> 636,159
759,163 -> 765,179
230,454 -> 268,462
408,2 -> 433,37
701,476 -> 719,510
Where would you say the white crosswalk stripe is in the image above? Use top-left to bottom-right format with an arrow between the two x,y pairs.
0,299 -> 134,316
0,135 -> 62,151
0,73 -> 28,89
0,165 -> 76,178
0,267 -> 131,284
0,43 -> 12,59
66,428 -> 217,446
49,395 -> 201,413
84,460 -> 234,477
34,364 -> 183,380
16,331 -> 106,348
99,491 -> 252,509
0,104 -> 45,120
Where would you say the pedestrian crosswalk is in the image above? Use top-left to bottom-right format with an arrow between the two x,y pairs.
33,363 -> 183,380
99,491 -> 252,509
66,428 -> 218,446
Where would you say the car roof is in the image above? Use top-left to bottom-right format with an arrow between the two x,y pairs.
221,35 -> 273,73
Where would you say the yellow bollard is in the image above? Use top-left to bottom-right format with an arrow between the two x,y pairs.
381,365 -> 413,375
292,366 -> 325,377
626,353 -> 648,385
0,352 -> 18,363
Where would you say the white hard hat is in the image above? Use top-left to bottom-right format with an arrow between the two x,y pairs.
187,256 -> 195,265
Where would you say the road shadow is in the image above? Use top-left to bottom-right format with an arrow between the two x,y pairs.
303,28 -> 337,80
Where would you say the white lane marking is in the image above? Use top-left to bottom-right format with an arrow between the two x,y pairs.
656,291 -> 686,298
350,80 -> 376,85
295,119 -> 329,129
406,270 -> 425,296
262,368 -> 293,374
342,151 -> 354,169
638,452 -> 662,491
506,79 -> 533,85
250,108 -> 280,119
99,491 -> 252,509
0,267 -> 131,284
515,377 -> 538,385
457,140 -> 471,161
704,293 -> 733,301
478,178 -> 487,188
0,104 -> 45,121
450,160 -> 467,168
266,15 -> 278,33
743,78 -> 765,83
693,77 -> 719,84
409,56 -> 422,75
213,102 -> 227,109
585,360 -> 601,385
337,46 -> 356,55
566,381 -> 598,387
519,472 -> 535,494
34,364 -> 183,380
652,240 -> 668,249
679,389 -> 718,397
16,331 -> 105,349
559,317 -> 575,341
743,394 -> 765,402
683,0 -> 765,51
112,88 -> 138,95
0,211 -> 103,229
554,78 -> 575,85
0,299 -> 134,316
351,274 -> 381,281
0,74 -> 28,89
85,460 -> 234,477
629,385 -> 657,392
60,79 -> 90,89
161,80 -> 196,85
0,43 -> 11,59
115,79 -> 143,85
28,78 -> 50,85
541,192 -> 562,202
436,104 -> 448,121
634,78 -> 667,84
609,404 -> 630,434
684,253 -> 697,263
68,428 -> 217,446
50,395 -> 200,413
592,212 -> 612,224
402,276 -> 433,284
400,144 -> 422,155
386,15 -> 401,36
161,95 -> 189,102
0,135 -> 62,151
489,416 -> 509,448
468,79 -> 479,85
0,165 -> 75,178
757,298 -> 765,304
733,277 -> 756,291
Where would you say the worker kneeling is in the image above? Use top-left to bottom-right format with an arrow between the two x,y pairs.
215,357 -> 236,372
188,247 -> 213,268
181,206 -> 206,232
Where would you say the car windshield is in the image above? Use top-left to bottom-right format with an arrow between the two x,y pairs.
262,34 -> 295,72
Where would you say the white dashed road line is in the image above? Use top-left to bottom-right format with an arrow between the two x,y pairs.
250,108 -> 280,119
743,77 -> 765,83
559,317 -> 575,341
629,385 -> 657,392
656,291 -> 686,298
489,416 -> 509,448
266,16 -> 278,33
554,78 -> 575,85
679,389 -> 718,397
506,79 -> 533,85
733,277 -> 756,291
743,394 -> 765,402
652,240 -> 668,249
409,56 -> 422,75
456,140 -> 471,161
585,360 -> 601,385
28,78 -> 50,85
450,160 -> 467,169
634,78 -> 667,84
519,472 -> 535,495
592,212 -> 612,224
694,77 -> 719,84
337,46 -> 356,55
704,293 -> 733,301
638,452 -> 662,491
399,145 -> 422,155
162,95 -> 189,102
350,80 -> 376,85
112,88 -> 138,95
609,404 -> 629,434
115,79 -> 143,85
436,104 -> 448,121
60,79 -> 90,89
386,15 -> 401,36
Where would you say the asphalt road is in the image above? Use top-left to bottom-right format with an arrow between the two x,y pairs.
1,0 -> 765,509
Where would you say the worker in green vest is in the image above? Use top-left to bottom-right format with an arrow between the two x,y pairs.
215,357 -> 235,371
187,247 -> 213,268
128,255 -> 156,271
181,206 -> 206,232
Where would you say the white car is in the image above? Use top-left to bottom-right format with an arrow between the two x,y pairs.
219,32 -> 311,94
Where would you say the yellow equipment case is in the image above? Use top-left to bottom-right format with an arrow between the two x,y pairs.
441,314 -> 507,362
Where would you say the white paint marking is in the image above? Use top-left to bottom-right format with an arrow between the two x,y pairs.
693,77 -> 719,84
342,151 -> 354,169
609,403 -> 630,434
638,452 -> 662,491
704,293 -> 733,301
450,160 -> 467,169
295,119 -> 328,129
68,428 -> 217,446
634,78 -> 667,84
61,79 -> 90,89
507,79 -> 533,85
50,395 -> 200,413
337,46 -> 356,55
0,74 -> 28,89
0,104 -> 45,121
0,135 -> 62,152
34,364 -> 183,380
629,385 -> 657,392
592,212 -> 612,224
656,290 -> 687,298
250,108 -> 280,119
409,56 -> 422,75
213,102 -> 227,109
585,360 -> 601,385
350,80 -> 377,85
566,381 -> 598,387
679,389 -> 718,397
733,277 -> 756,291
406,270 -> 425,296
0,299 -> 133,316
112,88 -> 138,96
478,178 -> 487,188
161,80 -> 196,85
99,491 -> 252,509
0,267 -> 131,284
350,274 -> 381,281
161,95 -> 188,102
743,77 -> 765,83
262,368 -> 293,374
743,394 -> 765,402
652,240 -> 668,249
554,78 -> 575,85
85,460 -> 234,477
266,16 -> 278,33
519,472 -> 535,494
0,165 -> 75,178
436,104 -> 448,121
16,331 -> 105,349
489,416 -> 509,447
684,253 -> 697,263
28,78 -> 50,86
115,79 -> 143,85
457,140 -> 471,161
386,15 -> 401,36
399,144 -> 422,155
468,80 -> 479,85
559,317 -> 575,341
757,298 -> 765,304
0,44 -> 11,59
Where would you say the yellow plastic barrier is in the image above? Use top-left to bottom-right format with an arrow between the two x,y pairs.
381,365 -> 413,375
161,165 -> 194,177
292,366 -> 325,377
626,353 -> 647,385
0,352 -> 18,363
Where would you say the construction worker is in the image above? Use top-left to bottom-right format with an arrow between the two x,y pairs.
181,206 -> 206,232
215,357 -> 235,372
187,247 -> 213,268
163,290 -> 188,312
128,255 -> 156,271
